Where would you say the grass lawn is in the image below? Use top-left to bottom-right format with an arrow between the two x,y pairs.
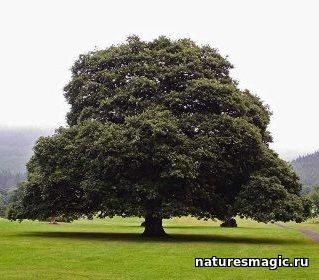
286,218 -> 319,233
0,217 -> 318,279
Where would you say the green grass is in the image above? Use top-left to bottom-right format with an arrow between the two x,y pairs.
0,217 -> 318,279
285,218 -> 319,232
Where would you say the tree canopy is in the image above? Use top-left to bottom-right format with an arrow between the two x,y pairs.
9,36 -> 310,236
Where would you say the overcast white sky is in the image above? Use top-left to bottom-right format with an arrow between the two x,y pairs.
0,0 -> 318,159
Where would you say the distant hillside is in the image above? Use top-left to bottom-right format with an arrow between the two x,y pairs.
0,127 -> 54,189
0,170 -> 25,190
291,151 -> 319,186
0,127 -> 54,173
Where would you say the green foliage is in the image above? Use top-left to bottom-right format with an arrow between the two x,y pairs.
0,195 -> 5,217
306,185 -> 319,217
10,36 -> 310,225
0,185 -> 22,217
236,176 -> 310,223
6,183 -> 27,221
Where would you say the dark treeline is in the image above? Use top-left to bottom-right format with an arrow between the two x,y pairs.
291,151 -> 319,187
0,127 -> 54,174
0,184 -> 20,217
0,170 -> 26,190
0,127 -> 53,190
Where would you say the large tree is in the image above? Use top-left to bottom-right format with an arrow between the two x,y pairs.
10,36 -> 310,236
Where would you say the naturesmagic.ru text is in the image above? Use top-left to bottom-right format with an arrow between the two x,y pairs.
195,255 -> 309,270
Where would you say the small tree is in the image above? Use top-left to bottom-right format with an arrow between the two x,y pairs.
307,185 -> 319,217
0,195 -> 5,217
10,36 -> 310,236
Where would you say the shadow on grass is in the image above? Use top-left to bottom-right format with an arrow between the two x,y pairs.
162,226 -> 269,230
18,231 -> 304,245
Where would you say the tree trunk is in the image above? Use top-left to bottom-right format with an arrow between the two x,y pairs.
220,218 -> 237,227
49,216 -> 57,224
142,215 -> 166,237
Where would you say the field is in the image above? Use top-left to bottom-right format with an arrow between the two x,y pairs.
0,217 -> 318,279
288,218 -> 319,233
